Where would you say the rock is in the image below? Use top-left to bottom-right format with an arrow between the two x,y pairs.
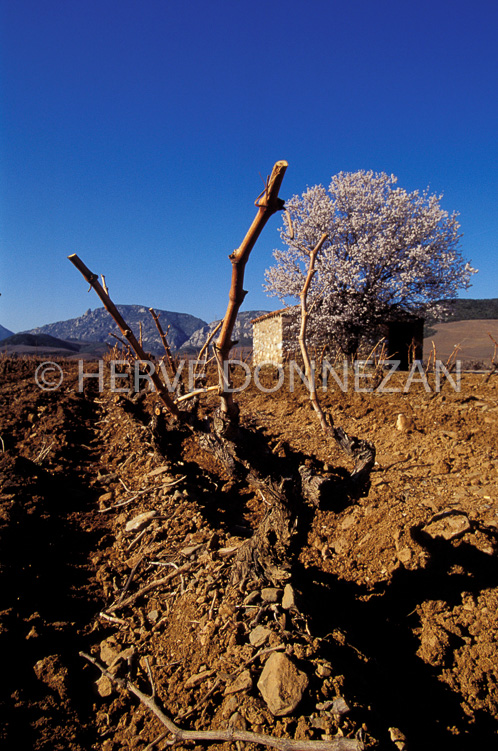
396,414 -> 413,432
184,668 -> 214,689
315,661 -> 332,678
147,609 -> 159,623
282,584 -> 297,610
228,711 -> 247,730
100,638 -> 121,666
332,537 -> 349,554
147,465 -> 171,477
221,694 -> 239,717
389,726 -> 407,750
125,510 -> 156,533
316,696 -> 350,716
340,513 -> 357,531
243,590 -> 260,606
311,716 -> 329,730
249,625 -> 271,647
397,547 -> 412,564
99,641 -> 135,672
180,543 -> 203,557
225,669 -> 252,694
257,652 -> 308,716
434,459 -> 451,475
219,602 -> 236,618
423,511 -> 471,541
261,588 -> 282,603
331,697 -> 350,717
96,674 -> 113,697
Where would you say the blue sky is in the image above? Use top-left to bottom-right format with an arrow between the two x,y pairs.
1,0 -> 497,333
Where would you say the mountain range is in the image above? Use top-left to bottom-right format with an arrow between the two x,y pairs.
26,306 -> 207,353
0,306 -> 269,356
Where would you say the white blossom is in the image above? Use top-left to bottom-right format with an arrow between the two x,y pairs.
264,171 -> 477,355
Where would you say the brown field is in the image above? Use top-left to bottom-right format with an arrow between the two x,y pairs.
423,319 -> 498,362
0,355 -> 497,750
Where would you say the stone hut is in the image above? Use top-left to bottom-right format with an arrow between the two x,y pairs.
252,308 -> 424,370
251,309 -> 297,367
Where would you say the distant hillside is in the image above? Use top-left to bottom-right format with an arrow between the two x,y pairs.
0,332 -> 90,357
427,298 -> 498,324
179,310 -> 269,352
1,333 -> 80,351
26,306 -> 208,354
0,324 -> 14,341
423,319 -> 498,362
450,298 -> 498,320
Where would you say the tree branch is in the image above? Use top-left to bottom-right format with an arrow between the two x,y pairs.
149,307 -> 177,378
215,160 -> 288,420
298,233 -> 329,433
68,254 -> 181,418
297,236 -> 376,486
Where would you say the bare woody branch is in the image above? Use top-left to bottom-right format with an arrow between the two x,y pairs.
149,307 -> 178,378
68,254 -> 180,418
483,332 -> 498,384
297,235 -> 376,484
215,160 -> 288,419
175,386 -> 219,404
298,233 -> 329,433
109,332 -> 134,359
195,320 -> 223,378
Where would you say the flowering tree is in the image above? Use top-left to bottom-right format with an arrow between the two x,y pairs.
264,171 -> 477,356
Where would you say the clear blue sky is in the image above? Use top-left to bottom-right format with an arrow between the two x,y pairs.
1,0 -> 497,333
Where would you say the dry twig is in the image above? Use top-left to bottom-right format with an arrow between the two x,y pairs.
143,733 -> 168,751
68,254 -> 181,418
109,332 -> 134,359
98,612 -> 129,627
105,561 -> 193,612
483,332 -> 498,384
149,308 -> 178,378
116,560 -> 142,605
195,320 -> 223,378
